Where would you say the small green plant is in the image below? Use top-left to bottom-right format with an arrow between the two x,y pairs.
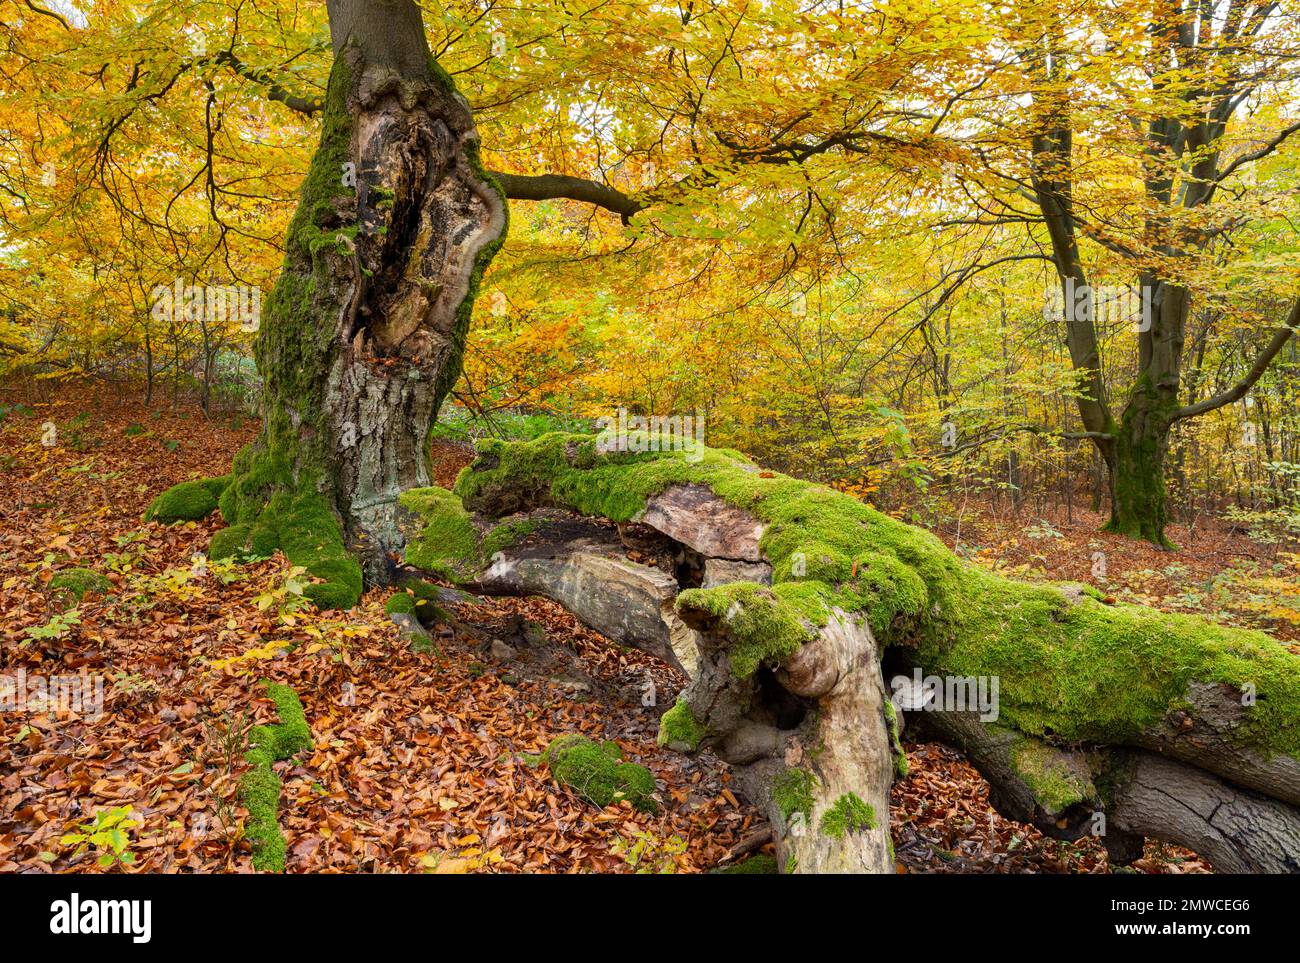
123,422 -> 146,437
23,608 -> 81,643
161,439 -> 181,453
0,402 -> 34,421
252,566 -> 313,623
611,829 -> 688,873
204,710 -> 250,777
60,806 -> 140,868
1023,520 -> 1064,540
120,565 -> 205,612
106,671 -> 160,709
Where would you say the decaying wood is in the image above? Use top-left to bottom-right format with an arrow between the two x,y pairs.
407,474 -> 1300,874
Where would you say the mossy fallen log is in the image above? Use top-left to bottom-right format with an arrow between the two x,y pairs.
398,432 -> 1300,873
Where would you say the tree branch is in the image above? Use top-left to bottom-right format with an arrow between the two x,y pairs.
213,51 -> 324,116
488,171 -> 646,223
1214,118 -> 1300,184
1170,296 -> 1300,424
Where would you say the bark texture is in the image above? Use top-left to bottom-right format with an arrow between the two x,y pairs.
148,0 -> 506,601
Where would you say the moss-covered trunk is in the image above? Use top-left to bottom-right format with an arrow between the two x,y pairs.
1104,379 -> 1175,549
151,1 -> 506,604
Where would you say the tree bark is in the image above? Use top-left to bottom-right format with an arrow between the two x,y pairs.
155,0 -> 506,603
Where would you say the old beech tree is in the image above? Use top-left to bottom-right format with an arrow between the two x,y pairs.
141,0 -> 1300,873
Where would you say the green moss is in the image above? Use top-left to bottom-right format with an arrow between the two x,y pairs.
450,434 -> 1300,762
1009,737 -> 1096,813
238,682 -> 312,872
385,592 -> 416,616
714,853 -> 778,874
1105,379 -> 1176,549
143,475 -> 230,523
481,518 -> 537,559
676,582 -> 817,678
656,697 -> 709,750
884,701 -> 909,779
398,487 -> 481,580
394,579 -> 452,626
277,493 -> 362,610
771,767 -> 816,823
398,488 -> 541,579
542,735 -> 657,813
48,567 -> 111,601
918,572 -> 1300,757
238,764 -> 284,874
819,793 -> 876,838
208,524 -> 250,561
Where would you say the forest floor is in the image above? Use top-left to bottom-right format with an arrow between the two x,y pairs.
8,384 -> 1295,874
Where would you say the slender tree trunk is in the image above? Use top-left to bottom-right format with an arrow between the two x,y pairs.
210,0 -> 506,601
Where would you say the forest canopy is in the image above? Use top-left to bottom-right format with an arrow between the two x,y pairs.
4,0 -> 1297,530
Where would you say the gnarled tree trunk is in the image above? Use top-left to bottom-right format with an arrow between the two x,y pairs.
191,0 -> 505,603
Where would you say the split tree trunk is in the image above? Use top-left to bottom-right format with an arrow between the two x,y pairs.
210,0 -> 505,598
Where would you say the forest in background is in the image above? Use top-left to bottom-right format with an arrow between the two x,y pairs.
2,0 -> 1298,538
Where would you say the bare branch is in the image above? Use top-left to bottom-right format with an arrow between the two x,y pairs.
489,171 -> 646,223
1171,297 -> 1300,423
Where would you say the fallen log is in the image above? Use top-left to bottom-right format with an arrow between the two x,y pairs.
395,433 -> 1300,873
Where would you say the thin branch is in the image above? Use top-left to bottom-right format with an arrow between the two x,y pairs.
1171,297 -> 1300,423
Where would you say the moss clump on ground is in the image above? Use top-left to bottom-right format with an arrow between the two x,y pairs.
48,567 -> 112,602
143,475 -> 230,523
208,487 -> 362,610
819,793 -> 876,838
714,853 -> 778,874
395,579 -> 452,627
657,698 -> 708,750
1009,737 -> 1095,813
771,767 -> 816,824
385,592 -> 416,616
239,681 -> 312,872
449,433 -> 1300,762
542,735 -> 657,813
